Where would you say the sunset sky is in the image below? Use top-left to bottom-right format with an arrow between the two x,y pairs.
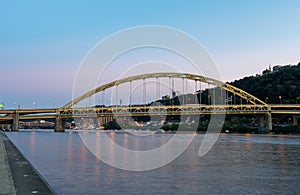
1,0 -> 300,108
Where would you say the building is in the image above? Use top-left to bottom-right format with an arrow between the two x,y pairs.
262,65 -> 272,75
273,65 -> 291,72
272,65 -> 282,72
262,64 -> 293,75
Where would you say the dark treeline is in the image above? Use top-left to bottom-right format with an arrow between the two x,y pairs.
230,63 -> 300,104
157,65 -> 300,105
136,63 -> 300,133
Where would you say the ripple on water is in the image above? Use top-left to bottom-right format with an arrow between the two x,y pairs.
5,130 -> 300,195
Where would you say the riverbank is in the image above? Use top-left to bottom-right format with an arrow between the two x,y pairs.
0,131 -> 55,195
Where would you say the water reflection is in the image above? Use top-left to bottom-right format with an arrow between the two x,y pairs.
29,131 -> 36,157
67,134 -> 73,162
123,133 -> 128,170
5,131 -> 300,195
80,140 -> 87,162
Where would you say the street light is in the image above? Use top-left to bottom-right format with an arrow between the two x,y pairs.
33,102 -> 36,109
296,97 -> 299,104
278,96 -> 282,104
265,97 -> 269,103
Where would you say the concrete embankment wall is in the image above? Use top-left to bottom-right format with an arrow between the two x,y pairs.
0,131 -> 55,195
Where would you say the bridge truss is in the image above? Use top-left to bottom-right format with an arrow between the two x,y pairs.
0,72 -> 300,131
61,72 -> 267,109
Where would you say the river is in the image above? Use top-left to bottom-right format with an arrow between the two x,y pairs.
5,130 -> 300,194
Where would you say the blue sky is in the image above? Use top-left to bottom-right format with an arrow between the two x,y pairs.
1,0 -> 300,108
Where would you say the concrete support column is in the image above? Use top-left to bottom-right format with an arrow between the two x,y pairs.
99,117 -> 102,124
55,117 -> 65,132
12,112 -> 19,131
98,117 -> 105,126
293,115 -> 298,126
258,115 -> 265,133
266,112 -> 272,132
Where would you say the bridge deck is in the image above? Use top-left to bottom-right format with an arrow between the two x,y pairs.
0,104 -> 299,122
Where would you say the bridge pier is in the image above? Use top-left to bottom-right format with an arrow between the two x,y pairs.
98,117 -> 105,127
258,115 -> 265,133
257,113 -> 272,133
55,117 -> 65,132
266,112 -> 272,132
98,116 -> 114,127
12,112 -> 19,131
293,115 -> 299,126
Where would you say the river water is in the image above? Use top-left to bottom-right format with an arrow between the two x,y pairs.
5,130 -> 300,195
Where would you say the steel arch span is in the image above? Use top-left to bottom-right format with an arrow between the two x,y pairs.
61,72 -> 267,109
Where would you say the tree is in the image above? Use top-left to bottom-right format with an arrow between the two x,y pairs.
104,119 -> 121,130
229,65 -> 300,104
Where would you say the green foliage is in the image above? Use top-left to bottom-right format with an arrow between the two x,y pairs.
229,64 -> 300,104
273,125 -> 300,134
104,119 -> 121,130
161,123 -> 179,131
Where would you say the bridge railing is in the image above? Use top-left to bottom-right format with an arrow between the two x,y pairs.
57,104 -> 272,117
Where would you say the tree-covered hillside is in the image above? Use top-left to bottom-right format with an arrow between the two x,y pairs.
229,64 -> 300,104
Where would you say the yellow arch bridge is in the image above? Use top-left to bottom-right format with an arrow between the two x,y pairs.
0,72 -> 299,132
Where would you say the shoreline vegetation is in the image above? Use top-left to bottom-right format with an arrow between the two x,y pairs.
103,119 -> 300,135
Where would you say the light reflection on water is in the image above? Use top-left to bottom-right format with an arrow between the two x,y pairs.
5,130 -> 300,195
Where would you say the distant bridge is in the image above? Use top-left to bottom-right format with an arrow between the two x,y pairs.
1,72 -> 299,132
